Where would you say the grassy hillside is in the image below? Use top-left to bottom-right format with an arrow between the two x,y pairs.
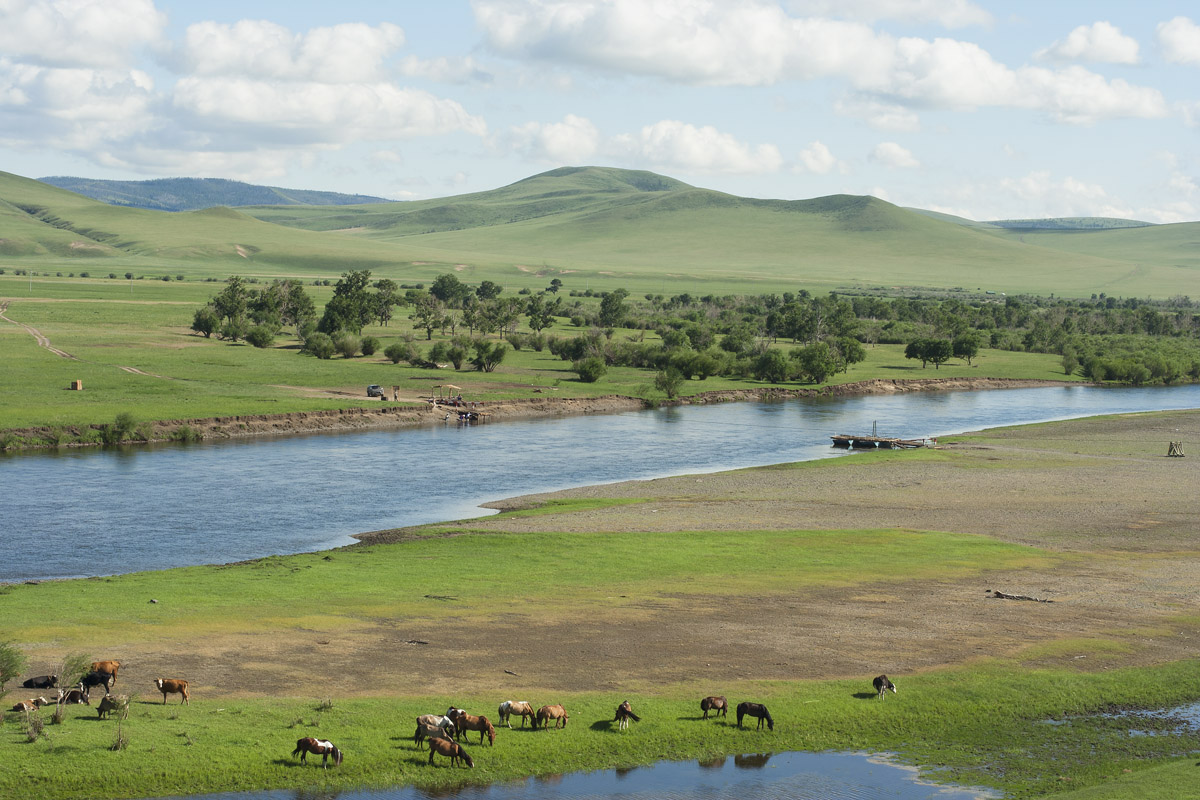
38,175 -> 388,211
3,166 -> 1198,298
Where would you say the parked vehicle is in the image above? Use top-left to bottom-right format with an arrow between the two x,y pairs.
367,385 -> 385,398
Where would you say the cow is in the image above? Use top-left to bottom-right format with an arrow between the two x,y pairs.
80,670 -> 114,699
154,678 -> 190,705
57,688 -> 89,705
873,674 -> 897,700
96,694 -> 128,719
11,698 -> 49,712
22,674 -> 57,690
90,661 -> 120,685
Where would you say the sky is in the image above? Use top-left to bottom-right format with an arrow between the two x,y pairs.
1,0 -> 1198,222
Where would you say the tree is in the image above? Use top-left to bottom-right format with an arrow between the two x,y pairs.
0,640 -> 27,700
574,356 -> 607,382
952,332 -> 981,365
191,306 -> 219,338
211,275 -> 250,325
244,325 -> 275,348
430,273 -> 471,307
472,340 -> 506,372
655,366 -> 685,398
793,342 -> 838,383
409,293 -> 446,340
547,278 -> 563,293
598,288 -> 629,328
753,349 -> 791,383
526,292 -> 557,332
373,279 -> 401,327
476,280 -> 503,301
385,341 -> 418,364
304,332 -> 336,359
319,270 -> 374,334
361,336 -> 380,356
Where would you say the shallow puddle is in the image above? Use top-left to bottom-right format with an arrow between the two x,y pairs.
149,750 -> 998,800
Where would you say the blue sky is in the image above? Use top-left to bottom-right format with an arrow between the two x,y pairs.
1,1 -> 1198,221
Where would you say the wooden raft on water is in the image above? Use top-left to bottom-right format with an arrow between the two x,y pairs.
831,434 -> 928,450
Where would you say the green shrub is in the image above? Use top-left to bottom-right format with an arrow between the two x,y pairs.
303,332 -> 336,360
360,336 -> 380,357
170,425 -> 202,443
574,356 -> 607,382
244,325 -> 275,349
333,333 -> 361,359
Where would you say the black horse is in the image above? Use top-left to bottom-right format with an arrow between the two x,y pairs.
736,702 -> 774,730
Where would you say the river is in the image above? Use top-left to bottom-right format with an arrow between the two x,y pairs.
3,384 -> 1198,583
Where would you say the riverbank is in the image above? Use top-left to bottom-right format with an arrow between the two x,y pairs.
0,376 -> 1076,451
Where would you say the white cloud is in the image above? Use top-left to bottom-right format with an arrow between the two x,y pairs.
0,0 -> 165,68
834,97 -> 921,131
178,20 -> 405,82
796,141 -> 844,174
1036,21 -> 1139,65
505,114 -> 602,163
172,78 -> 486,143
474,1 -> 1166,124
398,55 -> 493,84
869,141 -> 919,168
1157,16 -> 1200,65
610,120 -> 784,174
787,0 -> 991,28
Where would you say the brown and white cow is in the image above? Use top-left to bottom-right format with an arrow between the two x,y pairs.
154,678 -> 189,705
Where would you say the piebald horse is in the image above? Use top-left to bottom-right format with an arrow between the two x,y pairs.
414,714 -> 456,749
498,700 -> 536,728
700,696 -> 727,719
736,702 -> 774,731
428,735 -> 474,768
533,704 -> 568,729
292,737 -> 343,768
614,700 -> 640,730
873,674 -> 897,700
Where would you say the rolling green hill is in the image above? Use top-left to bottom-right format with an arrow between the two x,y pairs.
2,166 -> 1197,297
38,175 -> 388,212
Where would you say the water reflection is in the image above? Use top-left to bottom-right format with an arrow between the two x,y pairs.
4,384 -> 1198,582
147,750 -> 997,800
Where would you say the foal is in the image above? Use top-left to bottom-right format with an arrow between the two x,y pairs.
700,696 -> 727,719
614,700 -> 641,730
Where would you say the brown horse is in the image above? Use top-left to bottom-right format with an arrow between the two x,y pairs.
428,735 -> 474,768
736,702 -> 774,731
498,700 -> 536,728
292,737 -> 343,768
534,704 -> 568,729
454,712 -> 496,745
700,696 -> 727,719
614,700 -> 640,730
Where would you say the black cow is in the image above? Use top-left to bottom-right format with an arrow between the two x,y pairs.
80,671 -> 114,699
22,674 -> 57,690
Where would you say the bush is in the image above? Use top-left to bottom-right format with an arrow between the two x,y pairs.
529,333 -> 547,352
360,336 -> 380,357
505,333 -> 527,351
304,332 -> 336,360
573,356 -> 607,382
333,333 -> 361,359
171,425 -> 201,443
655,367 -> 684,398
447,345 -> 467,370
244,325 -> 275,349
219,317 -> 249,342
101,412 -> 137,445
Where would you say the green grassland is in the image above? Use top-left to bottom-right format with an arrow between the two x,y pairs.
3,167 -> 1199,298
0,274 -> 1074,433
0,522 -> 1197,799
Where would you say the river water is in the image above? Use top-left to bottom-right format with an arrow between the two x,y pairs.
3,384 -> 1198,583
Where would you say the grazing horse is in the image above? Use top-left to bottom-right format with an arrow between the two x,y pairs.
736,702 -> 774,731
534,704 -> 568,729
428,736 -> 474,768
873,674 -> 897,700
700,696 -> 727,719
292,737 -> 343,769
614,700 -> 640,730
498,700 -> 536,728
414,714 -> 456,749
454,712 -> 496,745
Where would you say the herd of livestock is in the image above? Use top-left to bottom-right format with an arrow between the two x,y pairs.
9,663 -> 899,773
8,661 -> 191,718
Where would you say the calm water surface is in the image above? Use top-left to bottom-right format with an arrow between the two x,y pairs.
3,384 -> 1198,582
148,750 -> 997,800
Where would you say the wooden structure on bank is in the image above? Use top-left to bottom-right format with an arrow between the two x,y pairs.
831,434 -> 928,450
1168,441 -> 1185,457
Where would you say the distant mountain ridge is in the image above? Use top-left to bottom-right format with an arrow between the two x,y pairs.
37,176 -> 388,212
